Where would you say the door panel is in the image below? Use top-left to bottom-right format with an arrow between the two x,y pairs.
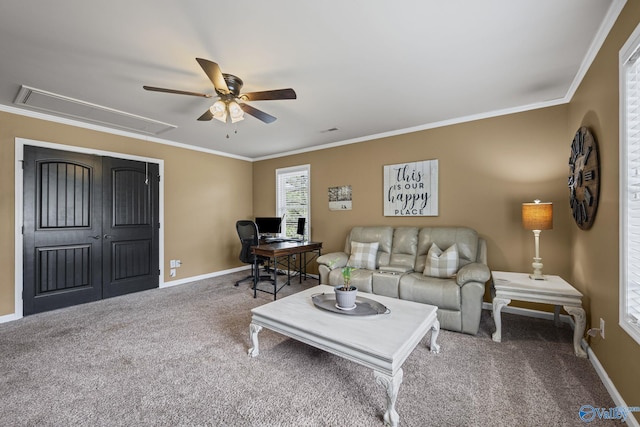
112,240 -> 151,280
23,146 -> 103,315
36,245 -> 92,294
102,157 -> 159,298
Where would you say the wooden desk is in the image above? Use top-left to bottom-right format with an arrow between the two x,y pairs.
251,240 -> 322,299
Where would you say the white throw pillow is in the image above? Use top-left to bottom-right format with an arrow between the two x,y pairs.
347,241 -> 379,270
423,243 -> 458,278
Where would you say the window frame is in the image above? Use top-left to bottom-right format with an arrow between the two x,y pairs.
619,22 -> 640,346
275,164 -> 311,239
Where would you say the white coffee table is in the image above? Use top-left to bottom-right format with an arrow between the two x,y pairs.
248,284 -> 440,427
491,271 -> 586,358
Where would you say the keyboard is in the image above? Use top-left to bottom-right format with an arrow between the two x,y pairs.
264,237 -> 303,243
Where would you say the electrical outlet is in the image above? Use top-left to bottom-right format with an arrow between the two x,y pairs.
600,318 -> 605,339
170,268 -> 176,277
170,260 -> 176,268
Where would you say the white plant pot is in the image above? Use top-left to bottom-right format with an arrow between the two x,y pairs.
334,285 -> 358,309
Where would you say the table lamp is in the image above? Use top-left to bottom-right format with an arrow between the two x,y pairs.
522,200 -> 553,280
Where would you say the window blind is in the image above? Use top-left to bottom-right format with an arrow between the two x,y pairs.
624,50 -> 640,330
276,165 -> 310,238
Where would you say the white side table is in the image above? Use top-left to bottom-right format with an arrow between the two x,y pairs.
491,271 -> 587,358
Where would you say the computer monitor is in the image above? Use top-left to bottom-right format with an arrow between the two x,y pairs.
255,217 -> 282,235
296,217 -> 306,236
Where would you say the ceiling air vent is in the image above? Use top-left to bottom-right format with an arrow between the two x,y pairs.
14,85 -> 176,135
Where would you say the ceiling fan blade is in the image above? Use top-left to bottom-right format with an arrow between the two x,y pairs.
241,88 -> 297,101
143,85 -> 212,98
196,58 -> 229,94
240,103 -> 277,124
197,109 -> 213,121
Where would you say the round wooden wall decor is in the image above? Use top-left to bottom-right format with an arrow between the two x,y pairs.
568,126 -> 600,230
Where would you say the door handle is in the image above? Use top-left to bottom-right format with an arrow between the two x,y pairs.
103,234 -> 113,239
89,235 -> 101,240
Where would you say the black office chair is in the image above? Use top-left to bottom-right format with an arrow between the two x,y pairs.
234,220 -> 273,287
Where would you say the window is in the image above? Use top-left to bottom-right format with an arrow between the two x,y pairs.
620,23 -> 640,345
276,165 -> 310,239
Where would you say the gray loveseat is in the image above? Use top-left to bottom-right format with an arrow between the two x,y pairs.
316,226 -> 490,334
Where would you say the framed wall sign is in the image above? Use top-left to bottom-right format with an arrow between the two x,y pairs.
384,160 -> 438,216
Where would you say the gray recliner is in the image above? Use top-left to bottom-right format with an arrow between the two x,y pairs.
317,226 -> 490,334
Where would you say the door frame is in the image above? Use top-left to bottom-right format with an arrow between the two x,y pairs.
14,137 -> 165,320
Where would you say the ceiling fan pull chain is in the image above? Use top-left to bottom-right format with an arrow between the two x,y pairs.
226,127 -> 240,139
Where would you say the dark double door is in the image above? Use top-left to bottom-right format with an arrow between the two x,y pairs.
23,146 -> 160,315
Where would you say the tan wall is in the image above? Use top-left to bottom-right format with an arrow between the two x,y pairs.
254,105 -> 572,285
0,111 -> 252,316
567,0 -> 640,414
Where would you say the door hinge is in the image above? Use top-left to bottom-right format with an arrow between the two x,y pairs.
158,269 -> 161,276
21,225 -> 24,234
157,222 -> 161,229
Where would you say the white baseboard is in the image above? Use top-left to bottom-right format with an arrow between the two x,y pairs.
161,265 -> 250,288
584,342 -> 640,426
0,312 -> 22,324
162,267 -> 319,289
482,302 -> 639,426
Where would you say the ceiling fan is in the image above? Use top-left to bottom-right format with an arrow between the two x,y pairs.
143,58 -> 296,124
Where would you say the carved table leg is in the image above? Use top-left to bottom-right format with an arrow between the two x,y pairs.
374,369 -> 403,427
430,319 -> 441,353
564,305 -> 587,358
248,323 -> 263,357
553,305 -> 562,327
492,297 -> 511,342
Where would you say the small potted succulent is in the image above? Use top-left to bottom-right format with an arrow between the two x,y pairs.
334,266 -> 357,309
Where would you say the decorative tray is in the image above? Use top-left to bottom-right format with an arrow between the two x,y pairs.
311,293 -> 390,316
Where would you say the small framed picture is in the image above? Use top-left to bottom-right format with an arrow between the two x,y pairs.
329,185 -> 352,211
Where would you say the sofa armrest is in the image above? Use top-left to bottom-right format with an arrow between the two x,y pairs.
317,252 -> 349,269
456,262 -> 490,286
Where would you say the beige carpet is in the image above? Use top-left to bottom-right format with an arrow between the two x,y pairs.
0,272 -> 621,426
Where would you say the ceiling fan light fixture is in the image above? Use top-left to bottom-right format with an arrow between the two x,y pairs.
210,100 -> 227,122
213,112 -> 227,123
228,101 -> 244,123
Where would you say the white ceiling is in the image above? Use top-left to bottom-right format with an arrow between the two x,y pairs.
0,1 -> 625,160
